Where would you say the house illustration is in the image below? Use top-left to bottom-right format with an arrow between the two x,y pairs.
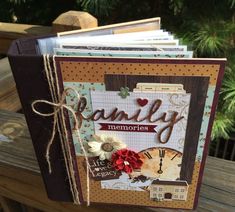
150,179 -> 188,201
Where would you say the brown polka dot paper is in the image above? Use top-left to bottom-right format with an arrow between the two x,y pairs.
59,60 -> 220,85
77,156 -> 200,209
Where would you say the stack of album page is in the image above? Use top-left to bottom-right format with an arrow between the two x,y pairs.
37,18 -> 193,59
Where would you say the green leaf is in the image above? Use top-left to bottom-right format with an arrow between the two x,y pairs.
212,112 -> 235,140
221,66 -> 235,113
228,0 -> 235,8
78,0 -> 117,17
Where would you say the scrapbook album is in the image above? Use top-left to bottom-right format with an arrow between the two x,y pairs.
8,18 -> 226,210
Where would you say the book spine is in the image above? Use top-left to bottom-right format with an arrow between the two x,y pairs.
7,40 -> 76,202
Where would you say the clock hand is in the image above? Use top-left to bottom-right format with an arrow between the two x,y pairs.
157,159 -> 163,174
157,149 -> 165,174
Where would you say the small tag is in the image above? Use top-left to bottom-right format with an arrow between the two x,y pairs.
86,157 -> 122,181
134,83 -> 186,93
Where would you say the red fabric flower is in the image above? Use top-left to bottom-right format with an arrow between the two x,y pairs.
112,149 -> 143,174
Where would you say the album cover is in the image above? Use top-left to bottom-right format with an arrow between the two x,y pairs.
53,56 -> 226,209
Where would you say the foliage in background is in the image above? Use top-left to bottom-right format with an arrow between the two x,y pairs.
0,0 -> 78,25
0,0 -> 235,141
79,0 -> 235,141
166,0 -> 235,140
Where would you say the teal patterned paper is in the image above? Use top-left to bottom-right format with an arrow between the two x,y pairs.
63,82 -> 105,154
55,50 -> 193,58
196,86 -> 215,161
64,81 -> 214,160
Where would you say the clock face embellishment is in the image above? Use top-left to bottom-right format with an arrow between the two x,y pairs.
129,147 -> 182,181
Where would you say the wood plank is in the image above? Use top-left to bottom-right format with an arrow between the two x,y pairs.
0,37 -> 15,54
52,11 -> 97,33
0,23 -> 51,54
0,110 -> 234,212
0,11 -> 96,54
23,205 -> 41,212
0,196 -> 22,212
0,23 -> 51,38
0,166 -> 152,212
0,58 -> 21,112
197,197 -> 235,212
0,110 -> 36,172
203,157 -> 235,192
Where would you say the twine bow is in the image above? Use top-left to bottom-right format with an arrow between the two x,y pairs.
31,55 -> 91,205
32,87 -> 93,205
32,87 -> 83,173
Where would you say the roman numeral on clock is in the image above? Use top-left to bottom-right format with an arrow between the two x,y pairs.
171,153 -> 178,160
159,149 -> 165,158
144,151 -> 152,159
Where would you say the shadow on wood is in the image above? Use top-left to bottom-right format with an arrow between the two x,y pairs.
0,58 -> 21,112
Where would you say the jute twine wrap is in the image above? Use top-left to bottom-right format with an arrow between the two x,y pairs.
31,55 -> 92,205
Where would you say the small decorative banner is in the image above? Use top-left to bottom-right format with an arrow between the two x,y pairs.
99,123 -> 157,133
87,157 -> 122,181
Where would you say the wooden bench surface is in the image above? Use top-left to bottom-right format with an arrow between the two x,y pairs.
0,11 -> 97,54
0,110 -> 234,212
0,58 -> 21,112
0,23 -> 51,54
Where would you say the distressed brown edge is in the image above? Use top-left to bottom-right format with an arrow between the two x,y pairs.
55,56 -> 226,65
55,57 -> 84,204
192,61 -> 226,210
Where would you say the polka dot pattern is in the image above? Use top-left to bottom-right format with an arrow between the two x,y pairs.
77,156 -> 200,209
59,61 -> 219,85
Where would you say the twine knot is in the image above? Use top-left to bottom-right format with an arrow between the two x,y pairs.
31,87 -> 81,173
30,55 -> 91,205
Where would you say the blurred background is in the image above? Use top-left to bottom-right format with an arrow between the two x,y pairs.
0,0 -> 235,160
